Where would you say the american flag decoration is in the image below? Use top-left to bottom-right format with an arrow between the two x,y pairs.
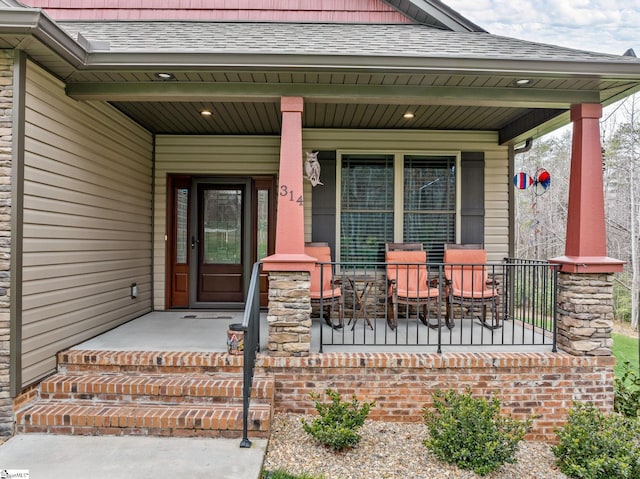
514,168 -> 551,195
514,172 -> 533,190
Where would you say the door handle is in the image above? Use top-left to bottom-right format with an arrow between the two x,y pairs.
191,236 -> 198,249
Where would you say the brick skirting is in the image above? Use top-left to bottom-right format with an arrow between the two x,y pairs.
258,351 -> 615,442
11,349 -> 614,442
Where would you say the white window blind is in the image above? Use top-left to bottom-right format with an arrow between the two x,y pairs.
403,155 -> 456,262
340,155 -> 394,264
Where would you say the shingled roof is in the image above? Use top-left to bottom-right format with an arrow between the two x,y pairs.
57,21 -> 636,64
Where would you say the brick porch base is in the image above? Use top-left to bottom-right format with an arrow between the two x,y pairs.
258,351 -> 614,442
13,350 -> 614,443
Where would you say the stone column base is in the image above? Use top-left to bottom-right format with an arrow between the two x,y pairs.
267,271 -> 311,357
557,272 -> 614,356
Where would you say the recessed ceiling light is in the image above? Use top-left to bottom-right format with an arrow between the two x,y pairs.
513,78 -> 533,87
403,112 -> 415,119
200,110 -> 213,117
154,72 -> 175,80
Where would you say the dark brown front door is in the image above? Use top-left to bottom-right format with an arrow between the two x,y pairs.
167,175 -> 275,308
197,184 -> 245,302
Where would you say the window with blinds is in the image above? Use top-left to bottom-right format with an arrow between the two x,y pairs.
403,155 -> 456,262
340,155 -> 394,264
339,153 -> 457,264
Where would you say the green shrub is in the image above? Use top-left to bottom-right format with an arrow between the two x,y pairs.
553,402 -> 640,479
261,469 -> 324,479
422,389 -> 532,476
614,360 -> 640,417
301,388 -> 375,451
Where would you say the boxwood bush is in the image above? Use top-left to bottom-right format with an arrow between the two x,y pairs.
301,388 -> 375,452
614,360 -> 640,418
423,389 -> 532,476
553,402 -> 640,479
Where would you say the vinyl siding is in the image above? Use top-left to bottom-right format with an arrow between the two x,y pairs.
22,62 -> 153,387
153,130 -> 508,309
153,135 -> 281,310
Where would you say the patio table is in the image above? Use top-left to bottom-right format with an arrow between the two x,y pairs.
346,275 -> 377,330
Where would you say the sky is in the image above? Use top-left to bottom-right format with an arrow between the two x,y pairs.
443,0 -> 639,56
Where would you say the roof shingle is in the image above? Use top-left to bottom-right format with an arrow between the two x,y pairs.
57,21 -> 639,63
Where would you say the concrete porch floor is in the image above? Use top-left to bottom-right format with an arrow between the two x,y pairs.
71,310 -> 554,353
72,311 -> 259,352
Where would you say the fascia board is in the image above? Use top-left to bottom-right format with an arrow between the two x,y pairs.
83,51 -> 640,81
405,0 -> 486,32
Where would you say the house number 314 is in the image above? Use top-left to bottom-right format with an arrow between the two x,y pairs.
279,185 -> 303,206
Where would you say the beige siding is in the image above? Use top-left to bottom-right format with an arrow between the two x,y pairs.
153,135 -> 281,310
302,129 -> 509,262
22,62 -> 153,387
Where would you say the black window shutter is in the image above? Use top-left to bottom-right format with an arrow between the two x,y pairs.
460,152 -> 485,244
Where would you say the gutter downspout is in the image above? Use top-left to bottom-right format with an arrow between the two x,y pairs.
10,50 -> 26,397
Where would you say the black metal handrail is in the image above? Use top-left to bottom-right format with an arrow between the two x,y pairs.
313,259 -> 559,352
240,261 -> 261,448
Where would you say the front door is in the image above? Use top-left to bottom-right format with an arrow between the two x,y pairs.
197,184 -> 245,302
166,175 -> 275,308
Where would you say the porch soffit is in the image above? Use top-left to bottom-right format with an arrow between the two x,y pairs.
2,11 -> 640,143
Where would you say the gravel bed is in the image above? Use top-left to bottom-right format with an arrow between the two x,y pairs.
262,413 -> 568,479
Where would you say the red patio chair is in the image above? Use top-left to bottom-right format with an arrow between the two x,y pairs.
385,244 -> 439,330
443,247 -> 500,330
305,243 -> 343,329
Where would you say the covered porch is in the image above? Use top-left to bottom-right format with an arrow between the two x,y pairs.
3,0 -> 640,442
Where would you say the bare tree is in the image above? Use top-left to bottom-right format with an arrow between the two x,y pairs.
514,132 -> 571,260
602,94 -> 640,329
514,94 -> 640,329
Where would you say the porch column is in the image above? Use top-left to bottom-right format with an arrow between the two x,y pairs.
550,103 -> 623,273
550,103 -> 621,356
262,97 -> 315,357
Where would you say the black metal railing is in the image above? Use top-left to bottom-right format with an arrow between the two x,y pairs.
240,261 -> 261,448
313,259 -> 559,353
503,258 -> 559,352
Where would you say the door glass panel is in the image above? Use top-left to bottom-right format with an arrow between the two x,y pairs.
257,189 -> 269,260
175,187 -> 189,264
203,189 -> 242,264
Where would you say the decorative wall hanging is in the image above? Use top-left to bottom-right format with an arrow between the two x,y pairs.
304,151 -> 323,187
513,167 -> 551,196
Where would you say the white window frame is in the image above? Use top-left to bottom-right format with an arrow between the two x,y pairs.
336,150 -> 461,263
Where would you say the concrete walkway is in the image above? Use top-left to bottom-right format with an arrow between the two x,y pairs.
0,434 -> 267,478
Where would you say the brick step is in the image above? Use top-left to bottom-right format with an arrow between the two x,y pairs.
39,373 -> 274,404
16,401 -> 271,438
58,350 -> 243,374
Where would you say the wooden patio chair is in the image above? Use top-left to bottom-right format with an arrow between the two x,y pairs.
305,243 -> 343,329
385,243 -> 439,330
443,246 -> 500,330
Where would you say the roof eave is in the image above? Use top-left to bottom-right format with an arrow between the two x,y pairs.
383,0 -> 485,32
81,51 -> 640,80
0,8 -> 86,67
408,0 -> 486,32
